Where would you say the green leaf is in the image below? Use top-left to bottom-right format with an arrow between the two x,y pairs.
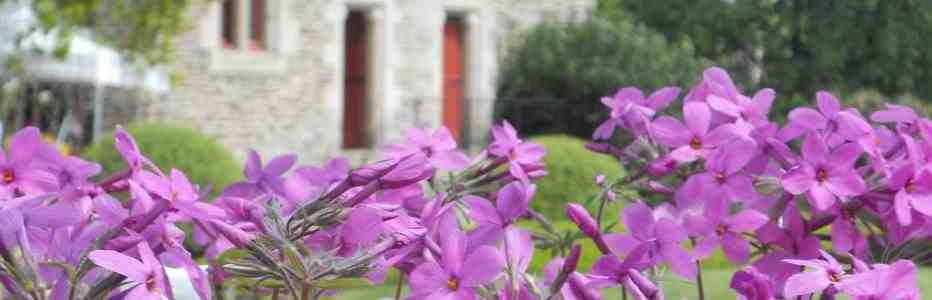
312,277 -> 374,289
217,249 -> 250,266
224,277 -> 287,289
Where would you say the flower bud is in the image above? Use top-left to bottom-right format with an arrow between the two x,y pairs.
754,176 -> 783,196
348,158 -> 400,186
729,267 -> 774,300
566,203 -> 610,254
378,154 -> 434,189
646,155 -> 678,178
627,269 -> 662,300
209,220 -> 256,248
566,204 -> 599,238
585,142 -> 615,155
561,244 -> 582,275
566,273 -> 601,300
647,180 -> 675,194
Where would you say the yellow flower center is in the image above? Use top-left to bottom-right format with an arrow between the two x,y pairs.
816,169 -> 829,182
447,278 -> 460,291
716,224 -> 728,236
689,138 -> 703,150
1,170 -> 14,184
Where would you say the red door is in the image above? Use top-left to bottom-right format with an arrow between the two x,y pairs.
343,12 -> 368,149
443,18 -> 465,143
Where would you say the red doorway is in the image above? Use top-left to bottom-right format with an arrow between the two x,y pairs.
443,17 -> 466,144
343,11 -> 368,149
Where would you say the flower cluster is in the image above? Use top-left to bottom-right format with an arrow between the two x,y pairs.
586,67 -> 925,299
0,67 -> 926,300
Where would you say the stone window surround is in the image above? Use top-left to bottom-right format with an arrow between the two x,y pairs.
198,0 -> 297,74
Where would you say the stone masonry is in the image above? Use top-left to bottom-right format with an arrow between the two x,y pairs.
138,0 -> 595,164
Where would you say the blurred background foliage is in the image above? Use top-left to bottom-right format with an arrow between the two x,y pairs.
497,0 -> 932,139
495,15 -> 704,138
23,0 -> 197,64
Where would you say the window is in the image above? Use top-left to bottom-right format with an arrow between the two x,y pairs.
443,16 -> 466,144
221,0 -> 237,49
249,0 -> 266,50
342,11 -> 369,149
220,0 -> 266,51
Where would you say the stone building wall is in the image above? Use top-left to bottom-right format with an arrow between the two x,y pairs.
139,0 -> 594,164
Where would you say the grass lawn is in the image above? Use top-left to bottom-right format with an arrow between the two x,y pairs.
333,268 -> 932,299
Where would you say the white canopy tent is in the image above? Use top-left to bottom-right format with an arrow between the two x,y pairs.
0,0 -> 171,141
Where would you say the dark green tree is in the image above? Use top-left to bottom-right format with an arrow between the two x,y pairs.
496,17 -> 705,138
614,0 -> 932,110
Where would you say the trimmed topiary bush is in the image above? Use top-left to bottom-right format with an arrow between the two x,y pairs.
529,134 -> 625,220
82,122 -> 242,195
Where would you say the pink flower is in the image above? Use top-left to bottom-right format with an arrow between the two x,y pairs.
88,241 -> 171,300
594,86 -> 680,139
650,101 -> 737,162
488,121 -> 547,182
781,133 -> 866,210
384,127 -> 471,171
603,202 -> 696,279
407,216 -> 504,299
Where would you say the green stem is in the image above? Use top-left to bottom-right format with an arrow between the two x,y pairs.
694,239 -> 706,300
300,284 -> 310,300
394,273 -> 405,300
595,196 -> 608,228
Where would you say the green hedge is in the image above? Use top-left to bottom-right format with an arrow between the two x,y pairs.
528,135 -> 625,220
82,122 -> 242,195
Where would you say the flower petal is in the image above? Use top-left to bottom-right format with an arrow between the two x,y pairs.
661,243 -> 696,280
801,133 -> 828,165
707,95 -> 742,117
722,232 -> 751,263
895,191 -> 914,225
781,164 -> 815,194
807,185 -> 837,211
783,270 -> 831,298
88,250 -> 148,282
439,215 -> 466,275
725,210 -> 769,232
788,107 -> 827,131
603,233 -> 641,256
409,261 -> 449,292
623,202 -> 656,241
684,101 -> 711,135
496,182 -> 532,222
646,87 -> 680,111
459,246 -> 504,287
816,91 -> 841,117
825,173 -> 866,197
463,196 -> 501,226
264,154 -> 297,177
650,116 -> 691,146
244,150 -> 263,179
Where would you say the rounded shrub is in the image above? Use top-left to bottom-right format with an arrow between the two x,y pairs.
82,122 -> 242,195
529,135 -> 625,220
